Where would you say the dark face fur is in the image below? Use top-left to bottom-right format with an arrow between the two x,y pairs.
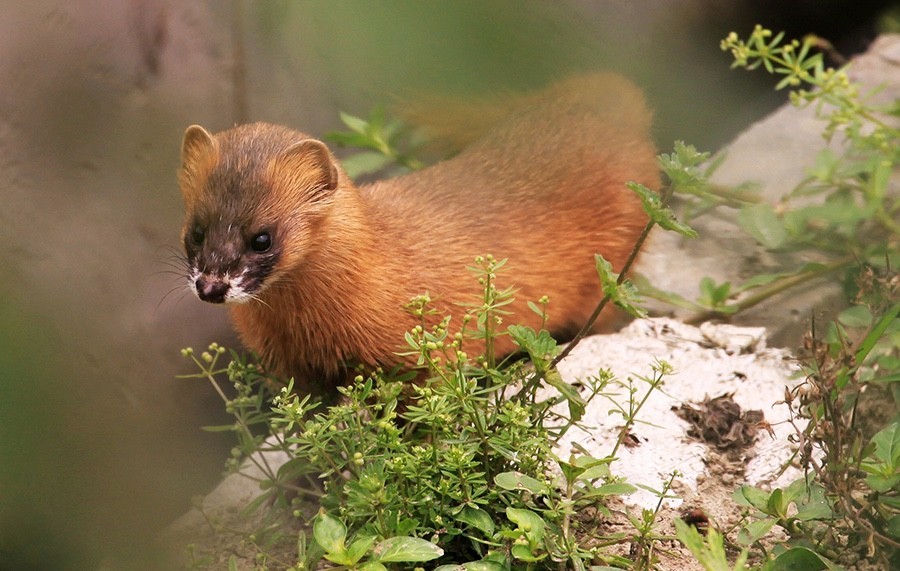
182,210 -> 281,305
178,123 -> 339,305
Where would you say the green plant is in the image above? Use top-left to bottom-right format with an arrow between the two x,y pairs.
180,345 -> 284,484
624,471 -> 683,571
775,298 -> 900,568
603,360 -> 673,461
705,27 -> 900,570
639,27 -> 898,323
179,172 -> 699,569
312,512 -> 442,570
325,107 -> 425,177
182,263 -> 645,569
724,26 -> 899,272
675,519 -> 750,571
732,478 -> 836,562
627,27 -> 899,570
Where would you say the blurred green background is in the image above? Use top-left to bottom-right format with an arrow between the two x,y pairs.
1,1 -> 897,568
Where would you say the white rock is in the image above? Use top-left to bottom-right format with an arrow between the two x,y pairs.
554,318 -> 802,509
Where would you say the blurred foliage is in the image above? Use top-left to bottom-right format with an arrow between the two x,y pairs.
238,0 -> 809,152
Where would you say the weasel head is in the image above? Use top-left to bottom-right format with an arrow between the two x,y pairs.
178,122 -> 341,305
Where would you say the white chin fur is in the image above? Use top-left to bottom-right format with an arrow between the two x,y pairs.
225,289 -> 255,304
227,270 -> 255,303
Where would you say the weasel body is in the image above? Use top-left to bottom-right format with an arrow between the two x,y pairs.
178,74 -> 659,393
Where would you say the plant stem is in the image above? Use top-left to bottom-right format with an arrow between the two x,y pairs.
548,186 -> 674,370
195,355 -> 278,480
685,257 -> 852,325
609,367 -> 665,459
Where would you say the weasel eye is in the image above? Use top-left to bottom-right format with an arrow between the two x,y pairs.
190,225 -> 205,246
250,231 -> 272,253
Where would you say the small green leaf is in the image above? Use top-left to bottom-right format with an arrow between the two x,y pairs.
867,156 -> 891,200
674,519 -> 745,570
359,562 -> 388,571
575,457 -> 614,482
870,422 -> 900,465
736,272 -> 785,291
345,534 -> 378,565
790,197 -> 870,236
633,273 -> 707,312
810,147 -> 839,182
555,455 -> 587,484
698,277 -> 731,308
371,537 -> 443,563
201,424 -> 241,432
508,325 -> 559,361
738,203 -> 787,249
595,255 -> 647,318
580,481 -> 638,498
325,130 -> 374,148
733,484 -> 771,512
544,368 -> 586,422
782,477 -> 812,505
596,255 -> 619,295
865,472 -> 900,493
510,543 -> 545,562
767,546 -> 843,570
766,488 -> 787,518
456,505 -> 495,536
339,111 -> 370,134
658,141 -> 712,197
506,507 -> 546,543
313,512 -> 347,555
882,495 -> 900,510
734,263 -> 828,293
340,151 -> 395,178
324,551 -> 356,566
737,517 -> 777,545
435,562 -> 506,571
627,182 -> 698,237
856,303 -> 900,364
888,515 -> 900,539
838,305 -> 873,328
793,484 -> 834,521
494,472 -> 549,495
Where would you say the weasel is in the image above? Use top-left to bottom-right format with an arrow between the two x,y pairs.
178,73 -> 659,394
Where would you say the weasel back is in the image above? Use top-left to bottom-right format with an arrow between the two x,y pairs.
365,73 -> 658,340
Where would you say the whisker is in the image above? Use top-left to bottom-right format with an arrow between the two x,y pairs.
150,249 -> 192,286
153,269 -> 190,278
158,257 -> 189,270
248,293 -> 273,311
154,246 -> 189,263
156,283 -> 194,312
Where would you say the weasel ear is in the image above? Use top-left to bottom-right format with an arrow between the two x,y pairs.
181,125 -> 217,169
179,125 -> 218,206
274,138 -> 340,198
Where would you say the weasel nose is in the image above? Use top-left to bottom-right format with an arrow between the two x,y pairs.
195,276 -> 230,304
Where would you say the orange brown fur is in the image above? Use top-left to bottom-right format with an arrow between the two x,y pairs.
178,73 -> 659,394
